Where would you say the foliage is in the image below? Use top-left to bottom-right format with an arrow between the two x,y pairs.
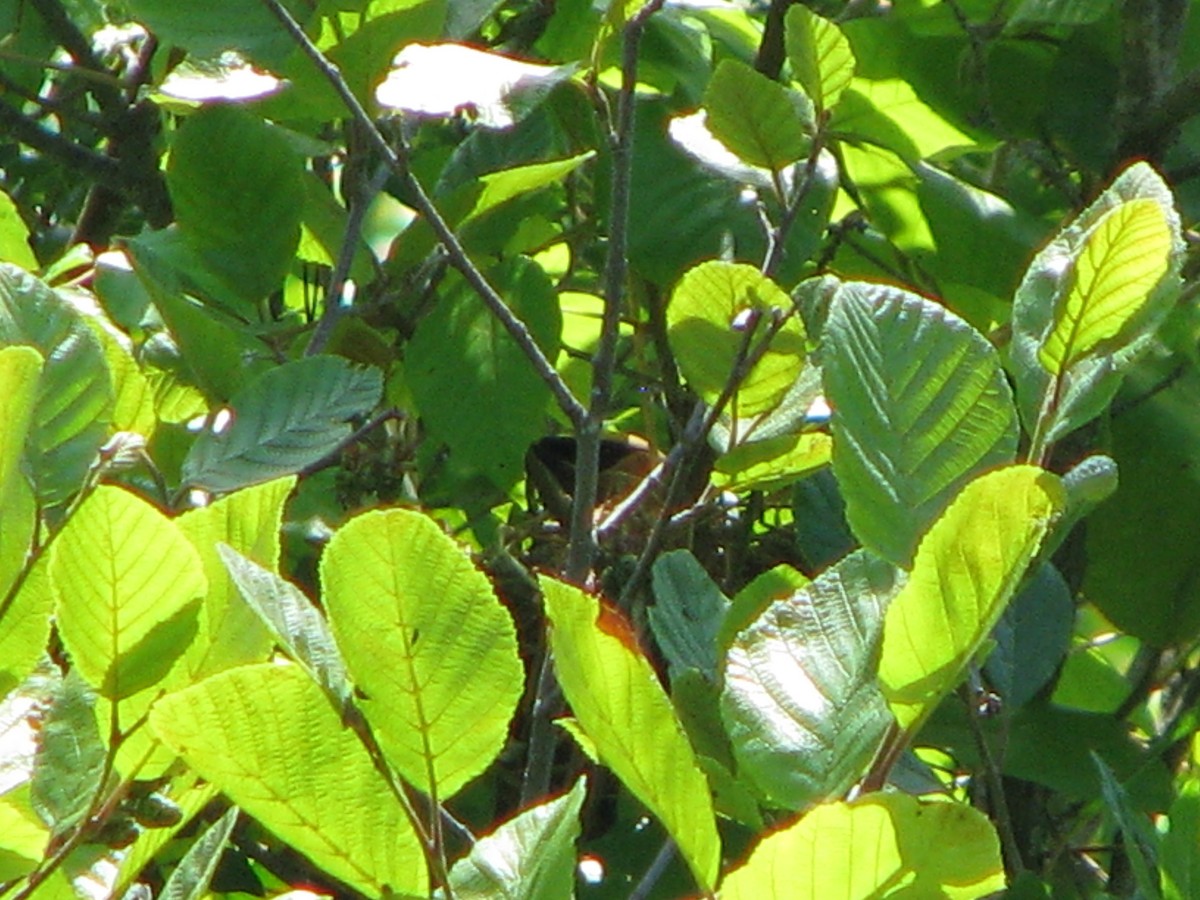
2,0 -> 1200,898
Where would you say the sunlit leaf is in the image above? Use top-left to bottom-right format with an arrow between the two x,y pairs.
721,551 -> 900,810
877,466 -> 1065,733
0,189 -> 37,271
0,345 -> 41,598
441,777 -> 586,900
1039,199 -> 1172,375
704,58 -> 812,172
823,281 -> 1019,566
831,78 -> 977,163
720,792 -> 1005,899
712,431 -> 831,494
666,261 -> 807,417
542,577 -> 720,892
464,152 -> 596,224
322,508 -> 523,799
51,486 -> 207,699
785,5 -> 854,113
181,356 -> 382,493
150,663 -> 427,897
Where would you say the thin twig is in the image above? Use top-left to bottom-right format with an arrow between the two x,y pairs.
959,685 -> 1026,876
257,0 -> 586,429
628,838 -> 677,900
761,131 -> 826,278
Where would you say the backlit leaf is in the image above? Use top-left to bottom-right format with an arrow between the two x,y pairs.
51,486 -> 207,699
721,551 -> 900,810
0,345 -> 41,599
667,261 -> 807,417
785,5 -> 854,113
542,577 -> 720,892
823,281 -> 1019,566
1039,199 -> 1172,375
149,663 -> 427,896
181,357 -> 382,493
704,59 -> 812,172
322,508 -> 523,799
877,466 -> 1065,733
720,792 -> 1005,899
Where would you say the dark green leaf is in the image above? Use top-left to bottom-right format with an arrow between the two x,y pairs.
649,550 -> 730,683
160,806 -> 239,900
406,257 -> 560,492
1093,753 -> 1162,900
983,563 -> 1073,708
125,0 -> 310,66
181,356 -> 382,493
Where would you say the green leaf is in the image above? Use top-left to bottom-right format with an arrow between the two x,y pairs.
126,0 -> 310,69
1038,199 -> 1173,375
219,544 -> 352,714
149,663 -> 427,897
0,345 -> 41,597
31,671 -> 106,836
784,5 -> 855,114
0,553 -> 53,696
720,563 -> 810,652
666,261 -> 807,417
51,486 -> 207,699
160,805 -> 239,900
406,257 -> 560,491
541,577 -> 720,892
181,357 -> 382,493
823,281 -> 1019,566
877,465 -> 1065,733
720,550 -> 900,810
441,777 -> 586,900
464,152 -> 596,225
166,105 -> 305,309
703,59 -> 812,172
720,792 -> 1005,898
1011,161 -> 1182,446
0,189 -> 37,271
831,79 -> 978,163
322,508 -> 523,799
0,263 -> 112,506
1163,776 -> 1200,900
1094,753 -> 1162,900
177,477 -> 295,680
649,550 -> 730,683
712,431 -> 832,494
1006,0 -> 1115,30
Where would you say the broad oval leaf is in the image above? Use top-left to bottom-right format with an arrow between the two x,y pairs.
704,58 -> 812,172
167,105 -> 305,308
322,508 -> 523,799
784,5 -> 855,114
720,792 -> 1005,899
877,465 -> 1065,733
0,263 -> 112,506
149,663 -> 427,897
51,486 -> 207,699
542,577 -> 720,892
181,357 -> 382,493
667,261 -> 807,417
720,550 -> 901,810
823,280 -> 1019,566
0,345 -> 41,599
406,257 -> 560,491
1038,198 -> 1173,375
441,777 -> 587,900
649,550 -> 730,683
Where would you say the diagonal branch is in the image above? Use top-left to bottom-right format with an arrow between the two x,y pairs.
258,0 -> 587,430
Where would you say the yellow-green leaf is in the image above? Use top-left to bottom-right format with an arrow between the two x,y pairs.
177,476 -> 295,681
322,508 -> 523,799
720,793 -> 1005,899
878,465 -> 1065,732
704,59 -> 812,172
149,663 -> 426,897
51,485 -> 207,699
542,577 -> 720,892
465,152 -> 596,225
0,345 -> 42,599
784,5 -> 854,114
666,261 -> 807,417
1039,198 -> 1173,375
